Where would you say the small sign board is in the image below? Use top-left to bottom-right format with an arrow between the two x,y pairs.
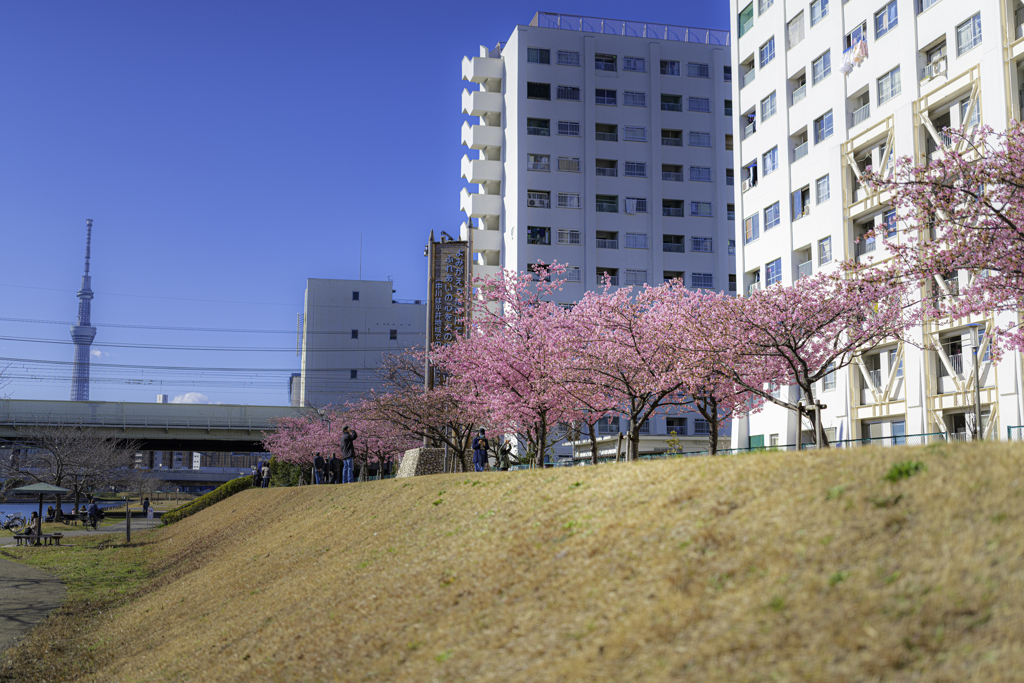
425,236 -> 470,388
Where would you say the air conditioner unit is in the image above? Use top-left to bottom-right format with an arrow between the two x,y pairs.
742,178 -> 756,192
924,57 -> 947,79
527,199 -> 539,207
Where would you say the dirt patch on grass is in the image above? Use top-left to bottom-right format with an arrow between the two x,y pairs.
6,443 -> 1024,681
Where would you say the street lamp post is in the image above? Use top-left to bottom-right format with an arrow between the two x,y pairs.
968,324 -> 983,441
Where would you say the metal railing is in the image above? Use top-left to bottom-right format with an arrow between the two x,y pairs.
662,242 -> 685,253
661,137 -> 682,146
744,122 -> 756,138
852,103 -> 870,126
792,84 -> 806,105
527,126 -> 550,136
595,131 -> 618,142
867,368 -> 882,389
1008,425 -> 1024,440
742,69 -> 755,88
949,353 -> 963,375
596,203 -> 618,213
748,282 -> 761,294
740,18 -> 753,36
531,12 -> 730,45
527,162 -> 549,171
856,236 -> 876,257
662,171 -> 683,181
596,239 -> 619,249
797,260 -> 812,278
794,142 -> 808,160
595,61 -> 617,72
595,167 -> 617,177
661,102 -> 683,112
663,207 -> 684,217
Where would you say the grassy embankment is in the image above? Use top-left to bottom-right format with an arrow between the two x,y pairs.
4,442 -> 1024,682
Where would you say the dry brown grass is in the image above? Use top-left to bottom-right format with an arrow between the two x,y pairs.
7,442 -> 1024,682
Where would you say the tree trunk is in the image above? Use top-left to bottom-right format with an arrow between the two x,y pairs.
588,422 -> 599,466
627,419 -> 640,462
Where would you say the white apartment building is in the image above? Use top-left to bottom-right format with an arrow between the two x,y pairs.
730,0 -> 1024,447
298,279 -> 426,409
460,13 -> 736,449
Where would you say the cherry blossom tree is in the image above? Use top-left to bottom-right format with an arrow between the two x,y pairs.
262,411 -> 336,469
342,400 -> 420,478
855,121 -> 1024,353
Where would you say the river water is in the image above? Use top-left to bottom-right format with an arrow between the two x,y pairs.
1,501 -> 120,519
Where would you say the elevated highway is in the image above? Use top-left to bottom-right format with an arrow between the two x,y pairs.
0,399 -> 305,452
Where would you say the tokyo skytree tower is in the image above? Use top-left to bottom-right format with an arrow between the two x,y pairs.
70,219 -> 97,401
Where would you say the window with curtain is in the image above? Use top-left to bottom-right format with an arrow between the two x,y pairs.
875,0 -> 898,38
760,37 -> 776,67
811,0 -> 828,26
816,174 -> 831,203
814,110 -> 833,143
788,12 -> 805,48
761,91 -> 777,120
764,202 -> 781,230
763,147 -> 779,175
744,213 -> 760,243
818,236 -> 832,264
812,51 -> 831,84
766,258 -> 782,286
877,66 -> 901,104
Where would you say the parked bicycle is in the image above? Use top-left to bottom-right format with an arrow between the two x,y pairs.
1,511 -> 27,534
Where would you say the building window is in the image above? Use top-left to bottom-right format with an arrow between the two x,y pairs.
957,14 -> 983,55
764,202 -> 781,230
761,91 -> 777,120
726,168 -> 734,185
818,236 -> 832,264
960,97 -> 981,127
766,258 -> 782,286
725,99 -> 733,116
623,56 -> 646,72
557,228 -> 581,244
739,3 -> 754,37
661,94 -> 683,111
557,50 -> 580,66
624,91 -> 647,107
352,291 -> 359,301
667,417 -> 688,435
625,233 -> 649,249
875,0 -> 897,38
527,191 -> 550,208
877,66 -> 901,104
816,174 -> 830,203
759,37 -> 776,67
687,62 -> 710,78
557,120 -> 580,136
763,147 -> 779,175
528,48 -> 550,64
788,12 -> 805,47
351,329 -> 359,339
527,82 -> 551,100
557,157 -> 580,172
688,97 -> 711,112
846,22 -> 867,48
759,0 -> 774,14
691,202 -> 713,218
350,369 -> 358,380
688,131 -> 712,147
813,110 -> 833,143
811,0 -> 828,26
596,195 -> 618,213
744,213 -> 760,243
624,161 -> 647,178
728,204 -> 735,221
527,118 -> 550,136
823,362 -> 836,390
690,166 -> 712,182
527,153 -> 550,171
661,60 -> 681,75
920,0 -> 940,11
389,329 -> 397,340
596,159 -> 617,176
557,192 -> 581,208
728,239 -> 736,254
625,197 -> 648,214
624,269 -> 648,285
663,200 -> 684,217
812,51 -> 831,84
692,236 -> 714,252
596,89 -> 617,105
623,126 -> 647,142
692,273 -> 714,289
791,185 -> 811,219
724,65 -> 732,81
883,209 -> 897,237
595,54 -> 617,71
527,227 -> 551,245
556,85 -> 581,101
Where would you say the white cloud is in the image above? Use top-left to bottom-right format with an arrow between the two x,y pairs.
171,392 -> 213,404
90,349 -> 108,358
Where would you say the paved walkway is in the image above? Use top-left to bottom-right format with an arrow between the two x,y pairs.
0,517 -> 162,547
0,557 -> 66,656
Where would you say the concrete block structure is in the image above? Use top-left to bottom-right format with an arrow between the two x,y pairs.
729,0 -> 1024,446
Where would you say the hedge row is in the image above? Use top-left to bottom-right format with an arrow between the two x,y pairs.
161,475 -> 253,526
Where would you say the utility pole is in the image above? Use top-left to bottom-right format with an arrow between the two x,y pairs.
969,323 -> 983,441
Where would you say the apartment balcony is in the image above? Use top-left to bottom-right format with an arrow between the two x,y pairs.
461,121 -> 503,150
663,207 -> 684,217
461,88 -> 504,117
461,56 -> 503,84
855,236 -> 877,258
741,69 -> 755,89
460,188 -> 502,218
792,84 -> 806,105
949,353 -> 963,375
596,167 -> 617,177
797,260 -> 812,278
472,263 -> 502,280
662,243 -> 685,253
596,239 -> 619,249
748,282 -> 761,295
743,122 -> 756,139
921,57 -> 947,80
867,369 -> 882,389
662,172 -> 683,181
460,155 -> 503,184
742,178 -> 756,193
461,224 -> 503,252
793,142 -> 808,160
661,136 -> 682,146
851,103 -> 870,127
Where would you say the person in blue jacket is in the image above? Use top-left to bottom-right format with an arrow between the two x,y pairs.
472,428 -> 489,472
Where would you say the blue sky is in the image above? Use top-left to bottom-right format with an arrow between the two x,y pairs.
0,1 -> 729,406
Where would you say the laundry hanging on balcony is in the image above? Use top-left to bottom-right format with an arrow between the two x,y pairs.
624,197 -> 638,215
839,39 -> 869,75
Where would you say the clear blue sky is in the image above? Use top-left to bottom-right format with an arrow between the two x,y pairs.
0,1 -> 729,406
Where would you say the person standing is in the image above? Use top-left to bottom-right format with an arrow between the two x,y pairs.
261,463 -> 270,488
87,497 -> 101,530
313,452 -> 326,485
251,464 -> 260,487
472,428 -> 489,472
142,498 -> 150,516
340,426 -> 357,484
328,452 -> 341,484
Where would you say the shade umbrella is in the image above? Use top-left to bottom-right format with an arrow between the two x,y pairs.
8,483 -> 71,545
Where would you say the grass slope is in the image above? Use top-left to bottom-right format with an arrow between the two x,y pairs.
5,443 -> 1024,682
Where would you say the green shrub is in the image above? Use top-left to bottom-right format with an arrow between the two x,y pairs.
884,460 -> 927,483
161,476 -> 252,526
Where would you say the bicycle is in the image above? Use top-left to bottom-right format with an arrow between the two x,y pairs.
1,512 -> 28,534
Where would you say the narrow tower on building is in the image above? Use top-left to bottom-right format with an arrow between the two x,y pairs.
70,219 -> 96,401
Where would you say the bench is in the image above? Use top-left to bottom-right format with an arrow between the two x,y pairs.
12,533 -> 64,546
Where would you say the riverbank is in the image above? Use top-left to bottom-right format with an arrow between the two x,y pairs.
3,442 -> 1024,681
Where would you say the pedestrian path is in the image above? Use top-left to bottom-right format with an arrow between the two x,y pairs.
0,517 -> 162,547
0,557 -> 66,655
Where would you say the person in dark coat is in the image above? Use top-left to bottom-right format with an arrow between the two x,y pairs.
313,452 -> 326,485
340,427 -> 357,483
141,498 -> 150,516
328,453 -> 341,484
472,428 -> 489,472
86,497 -> 102,530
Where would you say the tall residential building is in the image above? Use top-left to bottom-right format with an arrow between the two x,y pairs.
298,279 -> 426,409
729,0 -> 1024,446
70,219 -> 97,401
460,12 -> 736,304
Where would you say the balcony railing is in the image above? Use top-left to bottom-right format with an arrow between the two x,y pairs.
596,239 -> 619,249
867,368 -> 882,389
1016,6 -> 1024,40
856,236 -> 876,257
797,260 -> 812,278
742,69 -> 755,88
661,136 -> 682,146
596,203 -> 618,213
922,57 -> 947,80
794,142 -> 808,160
661,102 -> 683,112
940,131 -> 953,146
596,168 -> 617,177
602,275 -> 619,285
596,132 -> 618,141
852,103 -> 870,126
663,207 -> 684,217
744,122 -> 756,139
527,127 -> 550,136
662,171 -> 683,181
949,353 -> 963,375
531,13 -> 731,46
662,242 -> 685,253
595,61 -> 616,71
748,282 -> 761,295
792,84 -> 806,105
740,18 -> 753,36
527,161 -> 549,171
